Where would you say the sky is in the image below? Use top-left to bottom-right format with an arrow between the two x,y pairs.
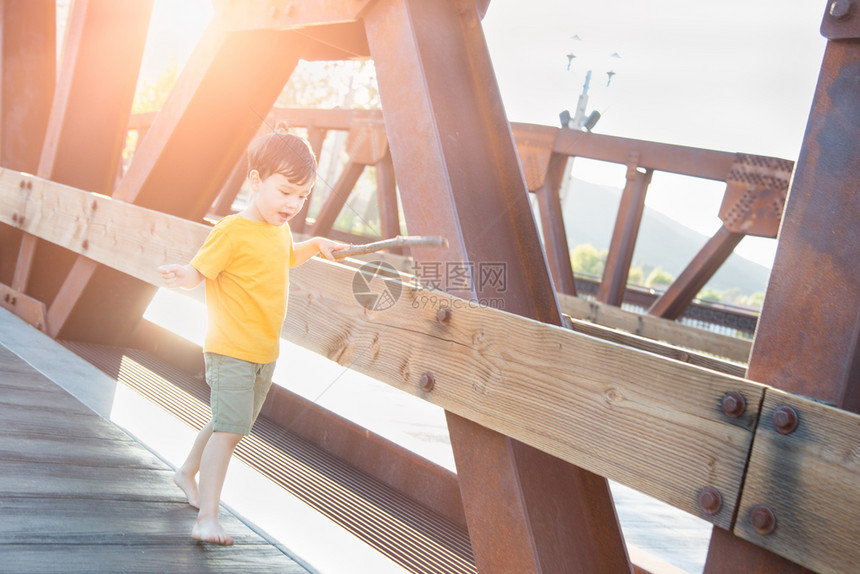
139,0 -> 829,268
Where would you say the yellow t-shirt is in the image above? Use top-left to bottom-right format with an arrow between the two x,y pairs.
191,214 -> 296,364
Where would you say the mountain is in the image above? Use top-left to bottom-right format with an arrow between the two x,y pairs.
561,178 -> 772,295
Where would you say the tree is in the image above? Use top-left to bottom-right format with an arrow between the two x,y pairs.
645,266 -> 674,288
697,287 -> 722,302
627,266 -> 644,286
570,244 -> 607,277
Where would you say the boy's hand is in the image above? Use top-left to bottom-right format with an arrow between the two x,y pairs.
316,238 -> 349,262
157,263 -> 204,289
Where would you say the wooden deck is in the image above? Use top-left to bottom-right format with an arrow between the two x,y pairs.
0,342 -> 310,574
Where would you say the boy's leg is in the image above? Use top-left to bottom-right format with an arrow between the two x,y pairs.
173,419 -> 214,508
193,430 -> 244,545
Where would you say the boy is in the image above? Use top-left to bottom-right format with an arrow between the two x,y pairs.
158,130 -> 345,545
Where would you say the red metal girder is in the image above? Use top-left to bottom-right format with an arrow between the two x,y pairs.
0,0 -> 55,287
548,123 -> 737,181
309,160 -> 365,237
213,0 -> 372,37
648,225 -> 744,320
272,107 -> 381,131
376,148 -> 400,239
536,153 -> 577,295
365,1 -> 631,572
0,0 -> 54,173
208,159 -> 246,218
746,38 -> 860,411
599,157 -> 652,306
290,127 -> 326,234
511,122 -> 556,192
9,0 -> 152,337
702,16 -> 860,574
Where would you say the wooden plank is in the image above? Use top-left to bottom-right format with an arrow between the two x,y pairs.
733,389 -> 860,574
0,433 -> 167,469
0,170 -> 205,287
0,460 -> 182,502
558,292 -> 753,363
0,498 -> 266,545
284,259 -> 765,528
564,317 -> 747,378
0,545 -> 307,574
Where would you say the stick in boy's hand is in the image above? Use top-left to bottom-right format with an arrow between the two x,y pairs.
332,235 -> 448,260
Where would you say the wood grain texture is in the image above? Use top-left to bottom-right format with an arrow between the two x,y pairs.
558,292 -> 753,363
734,389 -> 860,574
285,258 -> 764,527
0,169 -> 206,286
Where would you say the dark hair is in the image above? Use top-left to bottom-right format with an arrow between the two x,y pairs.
246,126 -> 317,186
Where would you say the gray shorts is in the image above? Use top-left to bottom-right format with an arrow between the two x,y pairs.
204,352 -> 275,434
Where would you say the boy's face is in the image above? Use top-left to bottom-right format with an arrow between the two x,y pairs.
246,171 -> 312,226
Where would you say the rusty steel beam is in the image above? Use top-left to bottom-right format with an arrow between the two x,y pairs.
536,153 -> 577,295
648,225 -> 744,320
309,159 -> 365,236
547,123 -> 737,181
8,0 -> 152,339
364,1 -> 631,572
376,147 -> 400,239
0,0 -> 55,286
598,156 -> 652,306
288,127 -> 326,234
0,0 -> 54,173
702,7 -> 860,573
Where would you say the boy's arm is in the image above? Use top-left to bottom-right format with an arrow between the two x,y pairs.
293,237 -> 348,266
157,263 -> 204,289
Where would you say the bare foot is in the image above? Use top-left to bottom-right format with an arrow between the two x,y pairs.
192,516 -> 234,546
173,470 -> 199,509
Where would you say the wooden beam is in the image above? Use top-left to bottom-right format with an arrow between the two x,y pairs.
734,389 -> 860,574
558,292 -> 752,363
0,171 -> 205,286
564,316 -> 746,378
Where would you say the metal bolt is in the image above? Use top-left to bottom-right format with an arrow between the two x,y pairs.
698,487 -> 723,515
92,199 -> 98,210
773,405 -> 799,434
18,216 -> 24,226
3,294 -> 9,303
436,307 -> 452,325
12,213 -> 18,223
26,181 -> 32,190
721,391 -> 746,418
420,372 -> 435,392
19,180 -> 25,188
750,505 -> 777,535
10,296 -> 16,306
82,239 -> 89,250
830,0 -> 853,19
